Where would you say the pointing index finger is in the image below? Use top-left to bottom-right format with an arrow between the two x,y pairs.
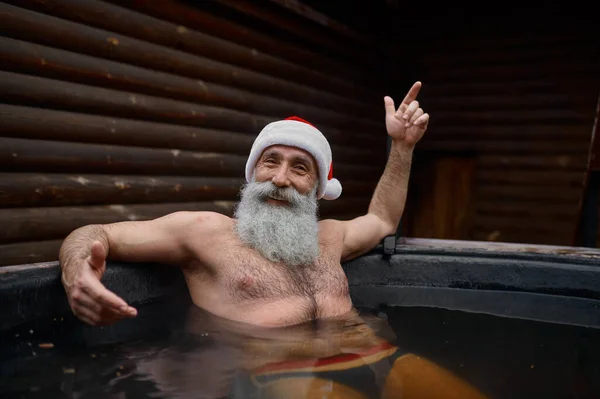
401,81 -> 422,107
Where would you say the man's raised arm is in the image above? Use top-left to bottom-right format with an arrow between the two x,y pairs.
338,82 -> 429,262
58,211 -> 209,326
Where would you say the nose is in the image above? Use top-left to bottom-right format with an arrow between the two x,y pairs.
271,165 -> 291,187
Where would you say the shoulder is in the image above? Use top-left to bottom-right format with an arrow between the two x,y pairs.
170,211 -> 233,257
184,211 -> 232,232
152,211 -> 231,236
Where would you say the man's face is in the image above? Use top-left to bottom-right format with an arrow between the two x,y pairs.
234,146 -> 320,266
253,145 -> 319,203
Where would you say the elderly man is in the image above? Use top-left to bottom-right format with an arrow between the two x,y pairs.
59,82 -> 429,327
59,82 -> 489,399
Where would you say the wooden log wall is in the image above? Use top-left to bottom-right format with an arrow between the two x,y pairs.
0,0 -> 389,266
414,27 -> 600,246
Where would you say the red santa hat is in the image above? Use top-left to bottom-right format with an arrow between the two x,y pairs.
245,116 -> 342,200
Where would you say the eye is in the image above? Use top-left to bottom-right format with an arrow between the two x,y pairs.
294,164 -> 308,173
264,158 -> 276,165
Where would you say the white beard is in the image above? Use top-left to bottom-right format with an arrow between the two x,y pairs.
234,180 -> 319,267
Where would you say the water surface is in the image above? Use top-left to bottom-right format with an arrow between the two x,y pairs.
1,299 -> 599,398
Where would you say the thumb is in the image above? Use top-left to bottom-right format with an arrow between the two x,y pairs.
384,96 -> 396,117
89,241 -> 107,270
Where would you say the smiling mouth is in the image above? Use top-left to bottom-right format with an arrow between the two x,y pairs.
266,195 -> 289,205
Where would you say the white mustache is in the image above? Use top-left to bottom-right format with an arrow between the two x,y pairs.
250,181 -> 305,206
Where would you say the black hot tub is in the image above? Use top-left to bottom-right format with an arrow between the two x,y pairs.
1,238 -> 599,398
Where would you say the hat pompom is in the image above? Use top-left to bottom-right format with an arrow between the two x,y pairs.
322,178 -> 342,200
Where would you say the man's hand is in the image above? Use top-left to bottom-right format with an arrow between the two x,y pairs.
62,241 -> 137,326
384,81 -> 430,148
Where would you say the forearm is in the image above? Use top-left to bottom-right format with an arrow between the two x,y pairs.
367,141 -> 414,233
59,225 -> 108,272
58,224 -> 139,325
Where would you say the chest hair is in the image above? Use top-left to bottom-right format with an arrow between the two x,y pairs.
220,242 -> 348,304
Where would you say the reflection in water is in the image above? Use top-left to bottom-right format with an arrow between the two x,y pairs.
4,301 -> 599,398
134,306 -> 487,399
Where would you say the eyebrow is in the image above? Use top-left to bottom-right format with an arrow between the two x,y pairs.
261,150 -> 314,170
261,150 -> 280,160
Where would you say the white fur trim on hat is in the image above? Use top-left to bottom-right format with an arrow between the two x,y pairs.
245,117 -> 342,200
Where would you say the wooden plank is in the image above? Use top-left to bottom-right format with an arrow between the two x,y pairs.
0,104 -> 377,160
4,0 -> 379,101
415,30 -> 598,62
478,185 -> 581,203
0,173 -> 243,207
477,201 -> 577,220
424,93 -> 598,110
478,155 -> 587,170
0,138 -> 381,181
419,140 -> 588,154
470,229 -> 571,246
426,125 -> 592,140
0,36 -> 380,134
419,45 -> 599,67
105,0 -> 366,83
0,70 -> 268,133
419,61 -> 599,81
332,147 -> 383,166
0,202 -> 237,244
214,0 -> 376,68
420,79 -> 593,97
395,237 -> 600,257
430,109 -> 590,124
0,2 -> 376,117
0,197 -> 372,243
477,170 -> 584,186
422,32 -> 596,53
0,240 -> 63,267
0,72 -> 382,148
0,173 -> 376,208
474,215 -> 575,235
0,104 -> 253,155
265,0 -> 374,47
0,137 -> 247,177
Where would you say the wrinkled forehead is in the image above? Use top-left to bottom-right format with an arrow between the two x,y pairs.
260,145 -> 318,169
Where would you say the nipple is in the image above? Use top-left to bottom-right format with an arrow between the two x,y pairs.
239,275 -> 254,290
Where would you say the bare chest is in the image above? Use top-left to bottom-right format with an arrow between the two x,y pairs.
219,244 -> 350,305
184,224 -> 352,324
